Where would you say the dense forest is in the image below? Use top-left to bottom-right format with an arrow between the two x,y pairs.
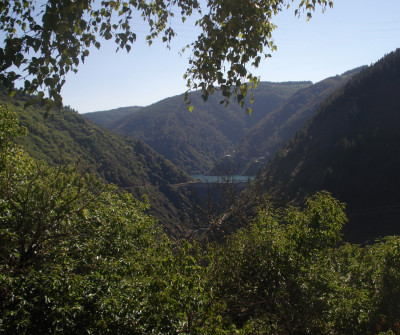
84,106 -> 143,127
0,89 -> 194,237
257,49 -> 400,243
86,82 -> 311,174
88,70 -> 364,176
235,67 -> 365,174
2,49 -> 400,334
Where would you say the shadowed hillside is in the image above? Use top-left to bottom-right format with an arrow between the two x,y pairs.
236,67 -> 365,174
0,90 -> 193,237
257,49 -> 400,242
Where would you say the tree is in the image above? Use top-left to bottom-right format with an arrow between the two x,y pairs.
0,105 -> 230,334
207,191 -> 348,333
3,103 -> 400,333
0,105 -> 161,332
1,0 -> 333,110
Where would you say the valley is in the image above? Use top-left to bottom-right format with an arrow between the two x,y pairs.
2,47 -> 400,334
85,81 -> 311,174
2,0 -> 400,333
3,50 -> 399,243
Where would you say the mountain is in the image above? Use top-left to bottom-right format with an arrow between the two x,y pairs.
86,82 -> 311,174
0,90 -> 193,237
84,105 -> 143,127
236,67 -> 365,174
257,49 -> 400,242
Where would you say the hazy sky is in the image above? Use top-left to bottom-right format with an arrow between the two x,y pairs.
61,0 -> 400,114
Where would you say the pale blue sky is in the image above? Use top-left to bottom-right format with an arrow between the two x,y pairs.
61,0 -> 400,114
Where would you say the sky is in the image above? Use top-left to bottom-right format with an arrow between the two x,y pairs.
61,0 -> 400,114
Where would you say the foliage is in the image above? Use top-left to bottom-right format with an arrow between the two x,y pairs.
1,0 -> 332,109
207,192 -> 400,334
0,105 -> 226,334
207,191 -> 347,333
2,104 -> 400,333
0,89 -> 194,237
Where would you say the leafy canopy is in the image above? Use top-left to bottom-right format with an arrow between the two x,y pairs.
2,104 -> 400,334
1,0 -> 332,110
0,105 -> 221,334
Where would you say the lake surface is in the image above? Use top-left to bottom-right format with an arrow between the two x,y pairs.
190,174 -> 254,183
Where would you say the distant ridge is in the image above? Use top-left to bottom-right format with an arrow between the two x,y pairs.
87,81 -> 312,174
85,105 -> 143,127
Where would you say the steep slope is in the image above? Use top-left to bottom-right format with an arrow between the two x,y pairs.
258,49 -> 400,242
0,91 -> 193,237
237,67 -> 365,174
89,82 -> 311,174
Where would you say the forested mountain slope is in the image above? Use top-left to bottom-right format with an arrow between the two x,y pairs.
236,67 -> 365,174
0,90 -> 193,237
84,105 -> 143,127
88,82 -> 311,173
257,49 -> 400,242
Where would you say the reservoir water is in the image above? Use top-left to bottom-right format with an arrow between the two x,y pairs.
190,174 -> 254,183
